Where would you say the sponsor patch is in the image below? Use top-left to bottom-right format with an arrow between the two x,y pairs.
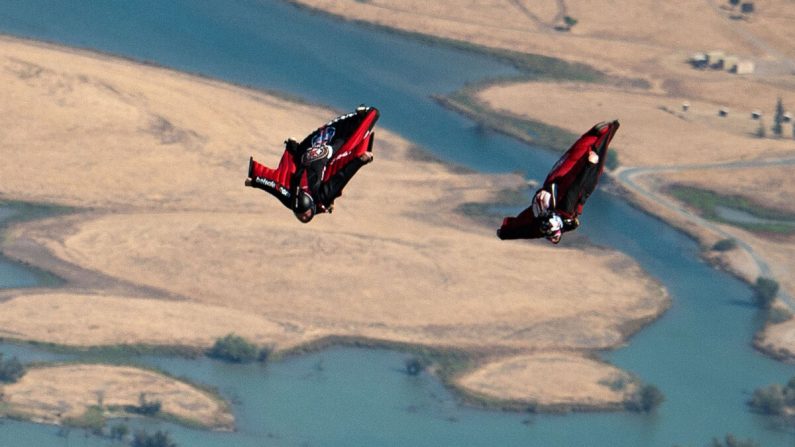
302,144 -> 331,165
311,126 -> 336,147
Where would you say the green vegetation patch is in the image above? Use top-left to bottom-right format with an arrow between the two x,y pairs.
712,238 -> 738,252
131,429 -> 178,447
0,353 -> 26,383
625,383 -> 665,413
15,340 -> 206,360
666,184 -> 795,234
207,333 -> 267,363
752,277 -> 780,309
749,376 -> 795,416
63,405 -> 105,432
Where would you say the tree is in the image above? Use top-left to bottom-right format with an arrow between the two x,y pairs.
638,384 -> 664,412
712,238 -> 737,251
752,277 -> 779,309
0,353 -> 25,383
134,392 -> 162,416
110,423 -> 129,440
405,357 -> 425,376
711,434 -> 760,447
207,333 -> 260,363
749,384 -> 785,414
755,119 -> 766,138
772,96 -> 785,137
132,430 -> 178,447
626,384 -> 664,412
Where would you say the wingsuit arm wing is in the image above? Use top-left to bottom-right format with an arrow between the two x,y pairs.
324,107 -> 379,181
543,120 -> 619,217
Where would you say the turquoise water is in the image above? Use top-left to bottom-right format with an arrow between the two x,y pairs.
0,205 -> 54,289
0,1 -> 794,446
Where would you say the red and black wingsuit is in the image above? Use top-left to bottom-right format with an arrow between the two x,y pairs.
497,120 -> 620,241
246,106 -> 379,222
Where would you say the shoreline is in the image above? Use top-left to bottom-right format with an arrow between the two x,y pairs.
282,0 -> 611,86
434,75 -> 794,301
0,32 -> 668,423
429,74 -> 795,376
0,195 -> 670,416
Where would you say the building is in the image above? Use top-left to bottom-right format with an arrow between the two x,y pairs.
733,60 -> 755,74
707,51 -> 726,69
690,53 -> 708,69
723,56 -> 739,72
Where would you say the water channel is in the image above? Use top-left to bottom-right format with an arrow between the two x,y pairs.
0,1 -> 793,446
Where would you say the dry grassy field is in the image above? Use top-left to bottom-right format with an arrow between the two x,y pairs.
1,364 -> 233,429
0,35 -> 666,421
293,0 -> 795,356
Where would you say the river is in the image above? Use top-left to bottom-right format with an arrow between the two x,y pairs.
0,1 -> 793,446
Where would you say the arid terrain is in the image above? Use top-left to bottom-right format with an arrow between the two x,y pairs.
292,0 -> 795,356
2,364 -> 233,430
0,34 -> 666,426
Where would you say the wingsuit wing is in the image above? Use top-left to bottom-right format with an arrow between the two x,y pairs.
497,120 -> 619,240
543,120 -> 619,217
248,106 -> 380,210
295,106 -> 379,182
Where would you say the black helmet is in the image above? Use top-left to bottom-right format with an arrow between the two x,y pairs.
293,191 -> 316,223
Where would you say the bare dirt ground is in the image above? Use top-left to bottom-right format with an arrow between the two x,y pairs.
0,35 -> 666,418
0,364 -> 233,430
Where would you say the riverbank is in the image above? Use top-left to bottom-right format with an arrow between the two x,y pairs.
288,0 -> 795,360
0,34 -> 668,424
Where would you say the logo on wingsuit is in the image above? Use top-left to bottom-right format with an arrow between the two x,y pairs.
255,178 -> 290,197
311,126 -> 336,147
302,143 -> 331,165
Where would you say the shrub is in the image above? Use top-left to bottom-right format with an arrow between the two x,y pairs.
752,277 -> 779,309
755,121 -> 766,138
207,333 -> 259,363
128,393 -> 162,416
0,353 -> 25,383
773,97 -> 785,137
110,423 -> 129,440
712,238 -> 737,251
638,384 -> 664,412
710,434 -> 760,447
132,430 -> 178,447
63,405 -> 105,433
405,357 -> 425,376
626,384 -> 664,412
749,384 -> 785,414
